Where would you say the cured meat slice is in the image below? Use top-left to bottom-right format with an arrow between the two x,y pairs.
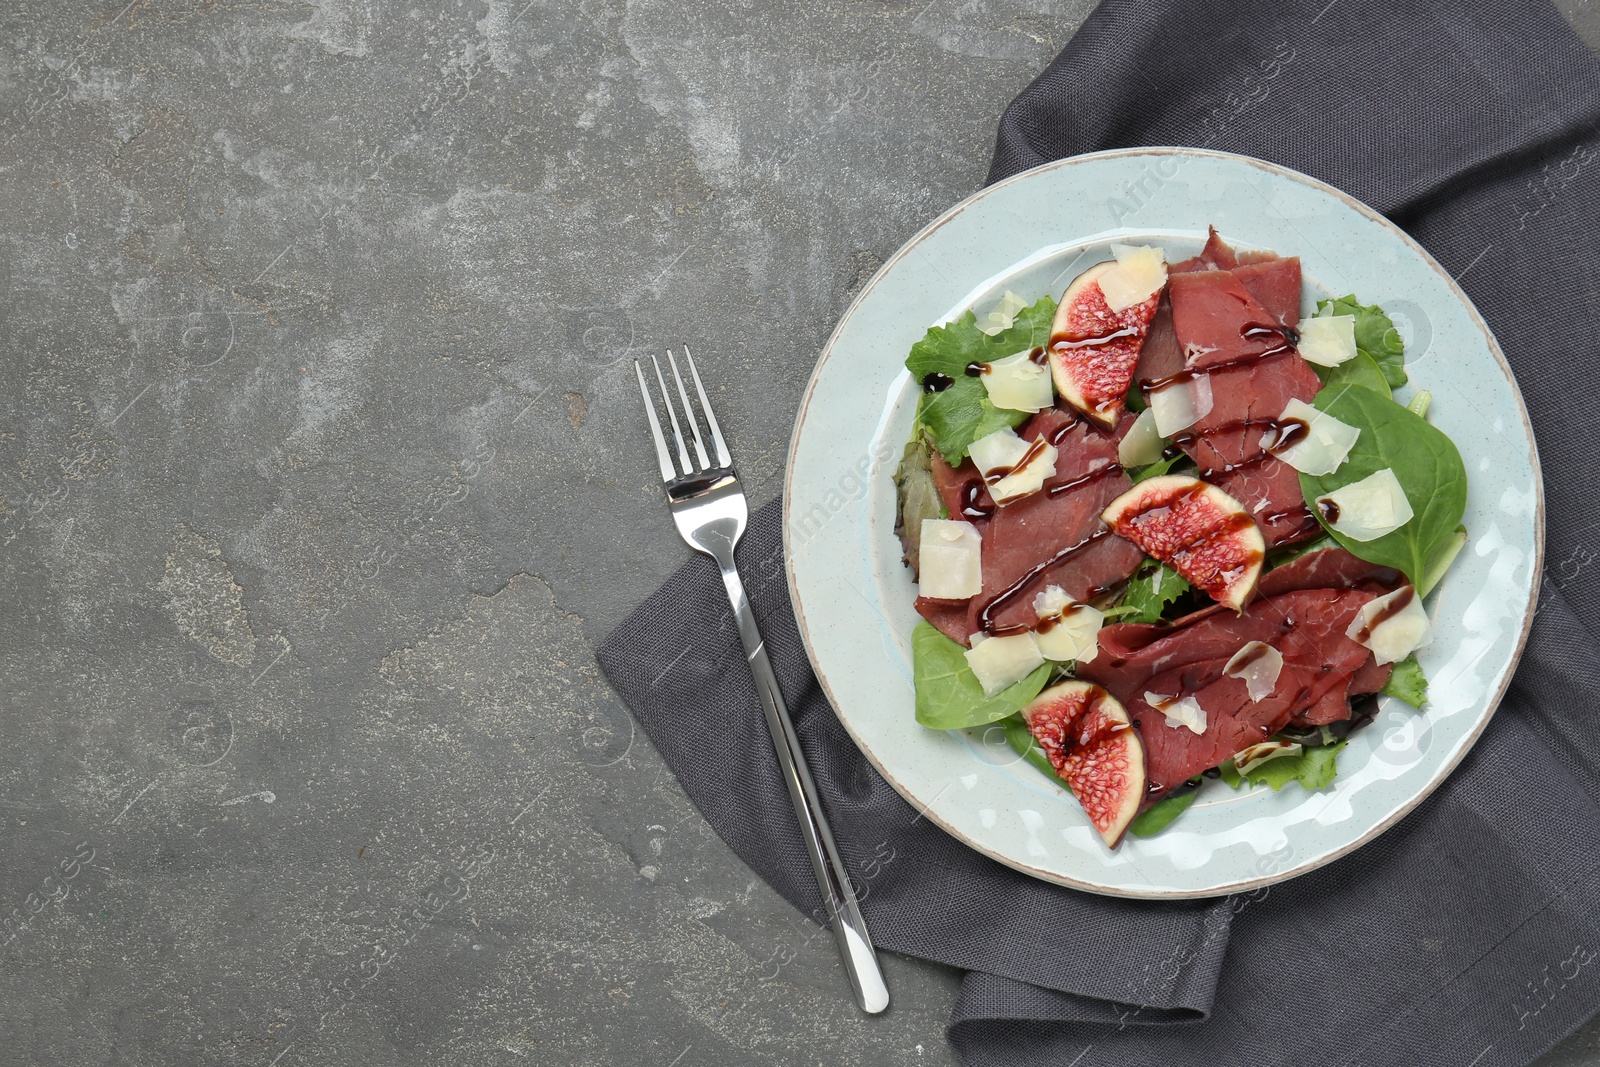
1133,296 -> 1184,387
1257,546 -> 1403,597
915,594 -> 975,645
914,408 -> 1144,646
1165,270 -> 1287,368
929,449 -> 993,524
967,409 -> 1143,637
1077,587 -> 1387,792
1232,257 -> 1303,329
1159,246 -> 1323,547
1170,226 -> 1239,273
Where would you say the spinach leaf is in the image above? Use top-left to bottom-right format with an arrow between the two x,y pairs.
1314,348 -> 1391,395
1418,526 -> 1468,597
913,623 -> 1051,730
1315,296 -> 1407,388
1110,562 -> 1191,624
1381,654 -> 1428,708
907,296 -> 1057,463
1298,384 -> 1468,587
1002,713 -> 1065,784
1129,789 -> 1199,837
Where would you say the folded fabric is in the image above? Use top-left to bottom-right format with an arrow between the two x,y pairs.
601,1 -> 1600,1063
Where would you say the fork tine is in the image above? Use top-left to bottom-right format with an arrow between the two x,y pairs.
667,351 -> 711,470
634,360 -> 678,481
652,354 -> 694,474
681,346 -> 731,468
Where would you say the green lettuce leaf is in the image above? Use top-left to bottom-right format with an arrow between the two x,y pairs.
1108,562 -> 1191,624
1264,533 -> 1338,571
913,623 -> 1051,730
1128,453 -> 1187,484
1223,741 -> 1346,792
1381,654 -> 1428,708
1315,295 -> 1407,389
907,296 -> 1057,463
1298,384 -> 1468,587
1128,789 -> 1199,837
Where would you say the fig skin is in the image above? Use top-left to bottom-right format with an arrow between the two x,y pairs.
1102,474 -> 1266,612
1049,262 -> 1161,428
1022,681 -> 1147,848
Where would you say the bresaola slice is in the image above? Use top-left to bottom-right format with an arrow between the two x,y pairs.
1255,545 -> 1402,597
1231,257 -> 1303,330
1077,587 -> 1395,793
1102,475 -> 1265,611
1021,681 -> 1145,847
1157,237 -> 1323,546
1170,226 -> 1239,273
914,407 -> 1144,646
972,409 -> 1144,638
928,448 -> 993,522
1049,261 -> 1162,428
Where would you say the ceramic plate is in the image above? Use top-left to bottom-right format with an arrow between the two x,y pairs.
783,148 -> 1543,898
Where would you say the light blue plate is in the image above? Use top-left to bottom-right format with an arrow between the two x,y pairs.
783,149 -> 1543,898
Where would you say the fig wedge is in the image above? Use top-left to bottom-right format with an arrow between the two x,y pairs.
1022,681 -> 1146,848
1049,261 -> 1162,427
1103,474 -> 1265,611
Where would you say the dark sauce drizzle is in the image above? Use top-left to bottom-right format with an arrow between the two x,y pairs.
1227,641 -> 1274,673
1142,335 -> 1295,394
1350,586 -> 1416,645
1047,462 -> 1121,498
960,481 -> 994,520
1050,326 -> 1140,352
984,436 -> 1050,486
1142,321 -> 1321,530
1046,686 -> 1135,762
1035,599 -> 1094,634
1168,415 -> 1312,478
979,528 -> 1115,636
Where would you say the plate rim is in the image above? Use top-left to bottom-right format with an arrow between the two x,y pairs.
782,146 -> 1545,898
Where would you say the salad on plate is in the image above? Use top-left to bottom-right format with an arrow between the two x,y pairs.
894,228 -> 1468,847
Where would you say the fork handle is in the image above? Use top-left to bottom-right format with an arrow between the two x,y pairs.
715,557 -> 890,1014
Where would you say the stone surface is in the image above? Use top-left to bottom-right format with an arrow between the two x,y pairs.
0,2 -> 1594,1065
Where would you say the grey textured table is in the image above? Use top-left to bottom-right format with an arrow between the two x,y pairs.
2,2 -> 1597,1065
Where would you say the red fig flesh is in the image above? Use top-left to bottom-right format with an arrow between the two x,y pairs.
1022,681 -> 1146,848
1103,474 -> 1265,611
1049,262 -> 1161,428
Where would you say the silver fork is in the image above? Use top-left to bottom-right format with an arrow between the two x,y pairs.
633,347 -> 889,1015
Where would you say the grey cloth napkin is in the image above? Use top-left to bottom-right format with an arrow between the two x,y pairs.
598,1 -> 1600,1063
